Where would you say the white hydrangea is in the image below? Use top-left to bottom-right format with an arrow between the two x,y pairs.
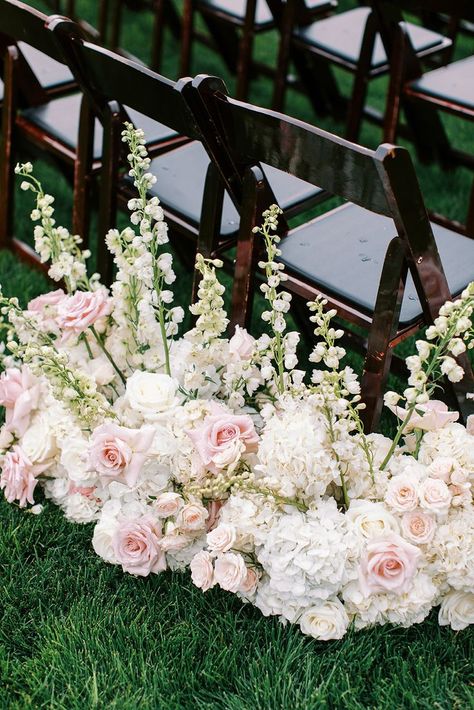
431,508 -> 474,592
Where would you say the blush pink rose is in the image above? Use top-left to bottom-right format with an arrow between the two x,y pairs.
154,492 -> 184,518
229,326 -> 256,361
112,515 -> 166,576
214,552 -> 248,592
56,288 -> 112,336
186,404 -> 259,474
89,423 -> 154,487
238,567 -> 259,596
0,367 -> 40,437
359,533 -> 421,597
28,289 -> 66,330
388,399 -> 459,432
0,445 -> 47,507
190,550 -> 215,591
401,511 -> 436,545
385,475 -> 418,512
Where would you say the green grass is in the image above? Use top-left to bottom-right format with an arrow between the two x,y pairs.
1,1 -> 474,707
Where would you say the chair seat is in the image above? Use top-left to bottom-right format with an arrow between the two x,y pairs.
134,141 -> 324,237
407,56 -> 474,112
197,0 -> 334,28
278,202 -> 474,326
197,0 -> 275,28
294,7 -> 448,71
0,43 -> 74,104
21,93 -> 177,160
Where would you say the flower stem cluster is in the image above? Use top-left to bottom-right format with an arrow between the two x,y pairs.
382,283 -> 474,469
15,163 -> 97,293
253,205 -> 301,394
188,254 -> 228,346
105,123 -> 183,374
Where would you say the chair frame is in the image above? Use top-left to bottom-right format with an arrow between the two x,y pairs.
186,74 -> 474,430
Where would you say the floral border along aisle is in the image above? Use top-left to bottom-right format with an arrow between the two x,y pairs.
0,124 -> 473,640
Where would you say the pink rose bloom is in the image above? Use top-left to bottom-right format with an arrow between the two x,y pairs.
418,477 -> 452,515
387,399 -> 459,432
56,288 -> 112,336
154,492 -> 184,518
0,445 -> 47,507
401,511 -> 436,545
112,515 -> 166,576
238,567 -> 259,596
385,475 -> 418,512
190,550 -> 215,591
186,404 -> 259,474
229,326 -> 256,361
214,552 -> 248,592
28,289 -> 66,330
359,533 -> 421,597
0,367 -> 40,436
89,423 -> 154,487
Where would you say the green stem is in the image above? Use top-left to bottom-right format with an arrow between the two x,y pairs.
89,325 -> 126,385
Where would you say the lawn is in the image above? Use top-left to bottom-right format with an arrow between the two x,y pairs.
1,1 -> 473,707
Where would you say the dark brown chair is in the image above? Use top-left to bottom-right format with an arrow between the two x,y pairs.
188,75 -> 474,430
180,0 -> 336,100
270,0 -> 452,141
0,0 -> 183,267
49,17 -> 327,284
373,0 -> 474,234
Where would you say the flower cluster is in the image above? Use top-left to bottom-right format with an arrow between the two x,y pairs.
1,126 -> 473,642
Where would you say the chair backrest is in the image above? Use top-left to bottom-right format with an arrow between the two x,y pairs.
187,75 -> 456,320
48,16 -> 202,140
0,0 -> 68,105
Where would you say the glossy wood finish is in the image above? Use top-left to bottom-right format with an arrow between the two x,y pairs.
188,76 -> 474,430
373,0 -> 474,235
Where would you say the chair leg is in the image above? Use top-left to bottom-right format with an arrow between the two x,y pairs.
236,0 -> 257,101
72,95 -> 95,247
109,0 -> 123,51
229,166 -> 267,333
360,238 -> 407,433
150,0 -> 165,71
97,103 -> 123,286
0,48 -> 18,250
466,177 -> 474,238
272,0 -> 295,111
180,0 -> 194,76
192,162 -> 225,303
346,14 -> 377,142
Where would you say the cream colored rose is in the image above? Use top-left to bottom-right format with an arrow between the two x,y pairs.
154,492 -> 184,518
211,439 -> 245,473
438,590 -> 474,630
60,436 -> 92,482
401,510 -> 436,545
21,416 -> 58,465
299,599 -> 349,641
346,500 -> 400,539
428,457 -> 456,483
176,503 -> 209,532
190,550 -> 215,591
214,552 -> 248,592
419,478 -> 452,515
206,523 -> 237,552
385,475 -> 418,512
126,371 -> 179,419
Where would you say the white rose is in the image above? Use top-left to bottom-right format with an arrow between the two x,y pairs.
92,500 -> 122,563
190,550 -> 215,591
439,590 -> 474,630
154,492 -> 183,518
206,524 -> 237,552
419,478 -> 452,515
346,500 -> 399,540
176,503 -> 208,532
126,371 -> 179,420
385,475 -> 419,512
21,416 -> 57,464
299,599 -> 349,641
428,457 -> 456,482
60,436 -> 92,482
214,552 -> 248,592
228,326 -> 255,361
211,438 -> 245,472
401,510 -> 436,544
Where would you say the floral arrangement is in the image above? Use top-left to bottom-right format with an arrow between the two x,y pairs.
1,123 -> 473,641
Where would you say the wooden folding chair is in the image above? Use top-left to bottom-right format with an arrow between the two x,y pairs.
50,17 -> 327,284
180,0 -> 335,100
269,0 -> 453,141
188,76 -> 474,430
0,0 -> 183,268
373,0 -> 474,234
